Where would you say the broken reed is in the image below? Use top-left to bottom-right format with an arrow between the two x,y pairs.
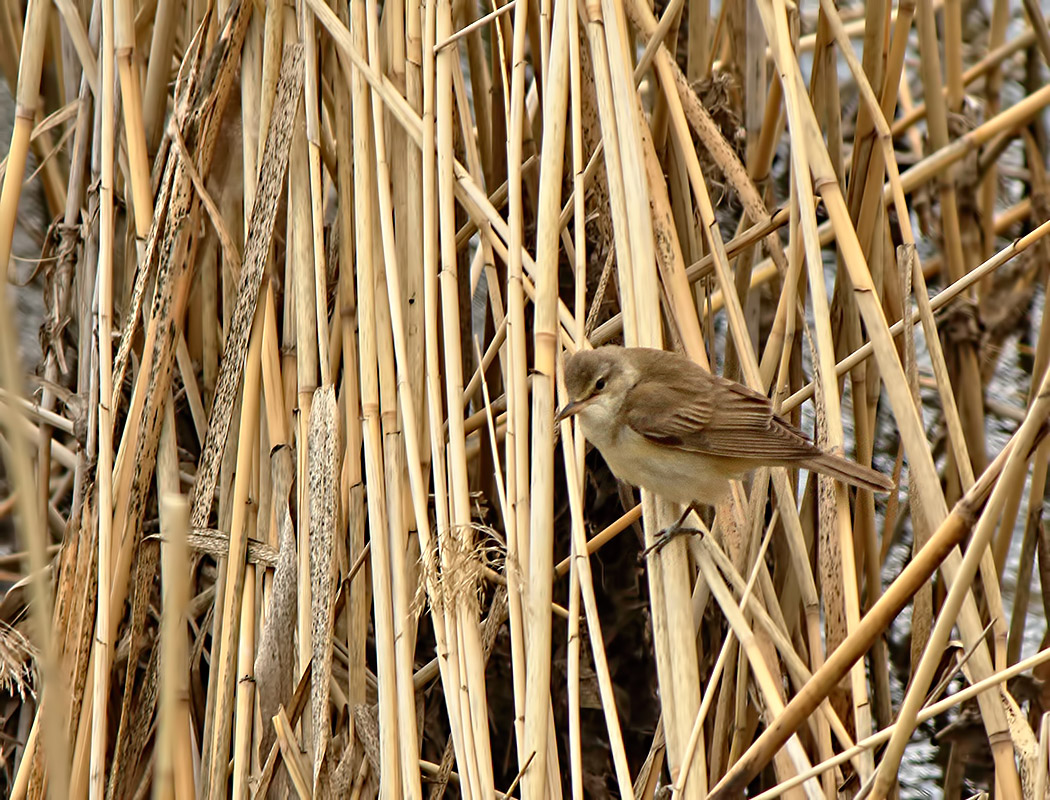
0,0 -> 1048,797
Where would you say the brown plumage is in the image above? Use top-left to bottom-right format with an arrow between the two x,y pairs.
559,346 -> 893,507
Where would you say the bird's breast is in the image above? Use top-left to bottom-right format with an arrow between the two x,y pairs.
580,417 -> 740,507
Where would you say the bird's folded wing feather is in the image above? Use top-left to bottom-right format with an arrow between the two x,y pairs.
622,374 -> 821,461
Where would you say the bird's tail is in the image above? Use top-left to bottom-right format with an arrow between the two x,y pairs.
805,452 -> 894,493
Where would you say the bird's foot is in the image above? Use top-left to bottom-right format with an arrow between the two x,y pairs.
639,523 -> 703,561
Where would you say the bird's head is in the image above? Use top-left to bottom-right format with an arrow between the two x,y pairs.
556,346 -> 635,424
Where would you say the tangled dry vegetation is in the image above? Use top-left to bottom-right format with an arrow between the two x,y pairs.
1,0 -> 1050,795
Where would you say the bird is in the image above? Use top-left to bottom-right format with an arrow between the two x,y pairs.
557,345 -> 893,551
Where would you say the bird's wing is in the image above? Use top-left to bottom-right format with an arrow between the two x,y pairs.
622,371 -> 819,461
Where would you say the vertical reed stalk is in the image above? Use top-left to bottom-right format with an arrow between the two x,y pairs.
205,308 -> 264,798
89,0 -> 116,792
349,0 -> 402,789
0,0 -> 48,280
503,0 -> 533,772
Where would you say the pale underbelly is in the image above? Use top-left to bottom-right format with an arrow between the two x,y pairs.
594,430 -> 746,507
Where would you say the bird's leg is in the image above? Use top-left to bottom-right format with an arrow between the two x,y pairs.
640,502 -> 705,560
617,480 -> 646,540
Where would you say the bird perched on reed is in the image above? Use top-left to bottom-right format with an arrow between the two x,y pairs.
557,346 -> 893,549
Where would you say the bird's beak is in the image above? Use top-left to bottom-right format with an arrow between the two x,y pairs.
556,400 -> 585,423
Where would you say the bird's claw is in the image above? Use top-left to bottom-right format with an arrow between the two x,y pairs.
639,525 -> 702,561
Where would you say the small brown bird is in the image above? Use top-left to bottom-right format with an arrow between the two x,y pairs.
557,346 -> 892,540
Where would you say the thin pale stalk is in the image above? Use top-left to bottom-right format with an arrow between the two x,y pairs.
349,0 -> 402,787
503,0 -> 533,769
403,0 -> 427,463
142,0 -> 178,150
0,0 -> 48,281
366,0 -> 424,787
784,6 -> 873,765
589,0 -> 705,785
231,561 -> 257,799
300,2 -> 332,386
156,402 -> 195,800
205,308 -> 264,799
114,0 -> 152,238
521,0 -> 570,791
437,0 -> 494,784
566,20 -> 587,795
558,389 -> 636,798
566,553 -> 583,800
420,0 -> 472,776
89,0 -> 117,792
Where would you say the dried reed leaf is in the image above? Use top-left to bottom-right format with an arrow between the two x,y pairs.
189,42 -> 304,529
254,664 -> 312,799
351,703 -> 381,783
106,7 -> 256,685
58,495 -> 98,747
308,385 -> 337,787
110,0 -> 245,407
255,445 -> 297,760
107,539 -> 160,799
157,529 -> 280,568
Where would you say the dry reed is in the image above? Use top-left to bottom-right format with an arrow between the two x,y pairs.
0,0 -> 1049,796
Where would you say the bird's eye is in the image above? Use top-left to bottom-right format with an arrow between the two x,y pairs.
595,378 -> 606,392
